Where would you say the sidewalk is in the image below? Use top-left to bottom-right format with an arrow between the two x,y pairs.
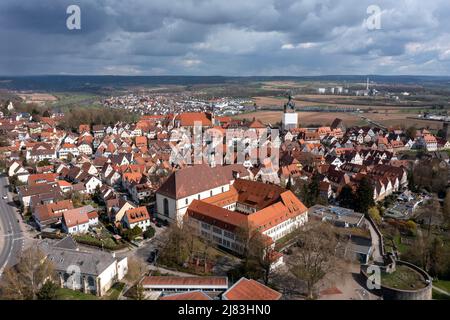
148,265 -> 196,277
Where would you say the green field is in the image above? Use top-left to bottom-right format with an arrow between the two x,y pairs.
56,288 -> 99,300
105,282 -> 125,300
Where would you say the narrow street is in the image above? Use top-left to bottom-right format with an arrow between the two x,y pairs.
0,175 -> 27,277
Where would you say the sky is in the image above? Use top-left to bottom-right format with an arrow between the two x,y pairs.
1,0 -> 450,76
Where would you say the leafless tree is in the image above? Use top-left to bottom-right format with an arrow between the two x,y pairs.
126,257 -> 147,300
235,222 -> 275,285
287,222 -> 338,299
0,247 -> 54,300
418,196 -> 443,236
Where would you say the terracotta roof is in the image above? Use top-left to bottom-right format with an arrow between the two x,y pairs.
57,180 -> 72,187
142,276 -> 228,287
63,210 -> 89,228
187,200 -> 248,231
176,112 -> 212,127
248,191 -> 307,232
28,173 -> 58,186
424,135 -> 437,143
125,206 -> 150,224
223,278 -> 282,300
135,136 -> 147,147
232,179 -> 284,210
62,206 -> 96,228
61,143 -> 77,149
34,199 -> 74,223
188,184 -> 307,234
159,291 -> 212,300
123,172 -> 142,183
248,118 -> 266,129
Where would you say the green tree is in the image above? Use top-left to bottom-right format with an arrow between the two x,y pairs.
143,227 -> 155,239
406,126 -> 417,140
124,226 -> 143,241
92,185 -> 102,204
355,177 -> 375,213
36,280 -> 58,300
37,159 -> 51,167
298,174 -> 321,207
337,185 -> 355,209
407,169 -> 417,192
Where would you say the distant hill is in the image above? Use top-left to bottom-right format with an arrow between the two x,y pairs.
1,75 -> 450,92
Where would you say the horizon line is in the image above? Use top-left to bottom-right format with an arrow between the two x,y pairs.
1,74 -> 450,78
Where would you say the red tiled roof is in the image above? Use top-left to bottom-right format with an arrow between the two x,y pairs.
34,199 -> 74,222
125,206 -> 150,224
159,291 -> 212,300
28,173 -> 58,186
62,208 -> 90,228
187,200 -> 248,231
142,276 -> 228,287
223,278 -> 282,300
176,112 -> 212,127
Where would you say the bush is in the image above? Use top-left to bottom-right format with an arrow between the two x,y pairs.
143,226 -> 155,239
73,234 -> 127,250
406,220 -> 417,236
37,280 -> 58,300
368,207 -> 382,225
123,226 -> 143,242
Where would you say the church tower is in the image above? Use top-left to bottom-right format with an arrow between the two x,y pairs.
282,93 -> 298,131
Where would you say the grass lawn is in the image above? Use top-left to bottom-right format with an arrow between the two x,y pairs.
106,282 -> 125,300
381,265 -> 428,290
433,289 -> 450,300
275,230 -> 301,251
433,280 -> 450,293
56,288 -> 99,300
393,235 -> 411,254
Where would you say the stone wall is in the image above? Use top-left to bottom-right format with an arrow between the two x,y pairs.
360,260 -> 432,300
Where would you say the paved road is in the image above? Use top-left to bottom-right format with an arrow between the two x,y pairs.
0,174 -> 24,277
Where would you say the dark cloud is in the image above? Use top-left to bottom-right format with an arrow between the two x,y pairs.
1,0 -> 450,75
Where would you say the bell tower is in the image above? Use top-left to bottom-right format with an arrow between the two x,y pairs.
282,91 -> 298,131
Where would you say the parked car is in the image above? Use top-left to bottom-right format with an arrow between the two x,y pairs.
2,194 -> 7,200
147,251 -> 156,263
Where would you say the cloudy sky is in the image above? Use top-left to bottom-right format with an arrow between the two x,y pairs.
1,0 -> 450,76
